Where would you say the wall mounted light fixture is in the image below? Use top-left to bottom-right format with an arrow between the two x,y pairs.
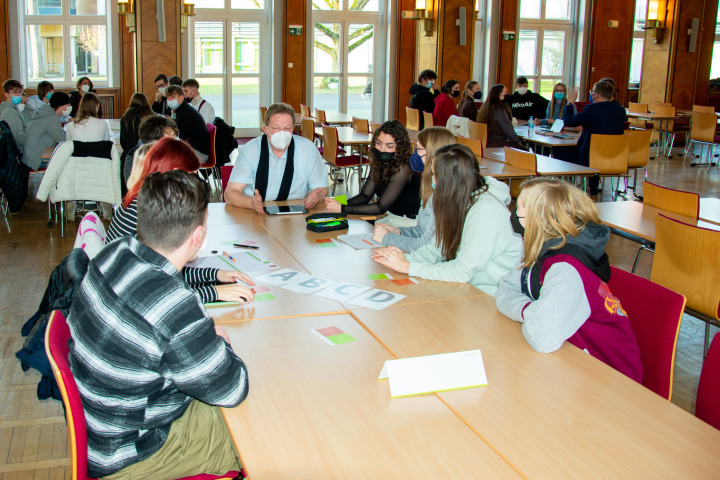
117,0 -> 136,33
401,0 -> 434,37
181,1 -> 196,34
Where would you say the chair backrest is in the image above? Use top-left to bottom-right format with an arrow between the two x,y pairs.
693,104 -> 715,113
45,310 -> 89,480
467,119 -> 488,148
315,108 -> 327,124
626,128 -> 653,169
588,133 -> 630,175
456,135 -> 483,158
654,102 -> 673,107
504,146 -> 536,172
370,121 -> 381,133
628,102 -> 648,114
689,111 -> 717,144
301,117 -> 315,142
696,334 -> 720,430
607,267 -> 686,400
321,125 -> 340,166
650,214 -> 720,323
202,123 -> 217,169
654,104 -> 676,130
405,107 -> 420,131
423,111 -> 434,129
642,181 -> 699,219
259,105 -> 267,125
221,165 -> 233,202
300,104 -> 310,117
352,116 -> 369,133
575,101 -> 589,113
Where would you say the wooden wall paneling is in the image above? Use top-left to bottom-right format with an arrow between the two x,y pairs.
639,0 -> 677,106
496,0 -> 517,88
586,0 -> 635,106
118,5 -> 137,118
437,0 -> 475,101
694,0 -> 719,106
0,0 -> 9,81
394,0 -> 418,123
416,0 -> 438,78
669,0 -> 705,109
283,0 -> 305,112
138,0 -> 179,105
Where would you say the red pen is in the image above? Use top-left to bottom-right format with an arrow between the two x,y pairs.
362,238 -> 373,246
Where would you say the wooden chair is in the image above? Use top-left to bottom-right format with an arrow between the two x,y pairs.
692,104 -> 715,113
220,165 -> 233,203
370,121 -> 381,133
683,111 -> 718,170
575,101 -> 589,113
504,147 -> 537,198
199,123 -> 222,196
259,105 -> 267,133
45,310 -> 242,480
607,267 -> 686,400
315,108 -> 327,125
696,334 -> 720,430
468,119 -> 488,148
405,107 -> 420,131
352,116 -> 369,133
651,214 -> 720,356
423,111 -> 434,129
456,135 -> 483,159
301,117 -> 316,143
300,103 -> 311,117
628,102 -> 651,130
588,133 -> 630,201
624,128 -> 653,199
322,125 -> 363,194
653,105 -> 684,156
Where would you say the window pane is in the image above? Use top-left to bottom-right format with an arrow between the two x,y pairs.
629,38 -> 644,84
70,0 -> 105,15
199,77 -> 224,121
347,76 -> 372,119
538,78 -> 561,98
711,41 -> 720,79
519,0 -> 540,19
195,22 -> 224,75
71,25 -> 107,81
314,23 -> 341,74
349,0 -> 378,11
314,76 -> 340,112
231,0 -> 264,8
26,24 -> 64,82
313,0 -> 341,10
516,30 -> 537,76
545,0 -> 571,20
634,0 -> 647,31
347,24 -> 373,74
198,0 -> 225,8
541,30 -> 565,76
232,23 -> 259,73
232,77 -> 259,128
26,0 -> 62,15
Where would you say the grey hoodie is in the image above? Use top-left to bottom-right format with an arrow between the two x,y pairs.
0,101 -> 34,153
21,103 -> 66,170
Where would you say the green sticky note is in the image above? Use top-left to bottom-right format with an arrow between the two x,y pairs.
327,333 -> 356,345
255,293 -> 276,302
367,273 -> 389,280
334,194 -> 348,205
318,242 -> 338,248
204,301 -> 241,307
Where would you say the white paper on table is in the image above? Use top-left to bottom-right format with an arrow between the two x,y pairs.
378,349 -> 488,398
348,288 -> 405,310
256,268 -> 309,286
281,276 -> 336,295
187,251 -> 277,274
336,233 -> 383,250
314,282 -> 371,301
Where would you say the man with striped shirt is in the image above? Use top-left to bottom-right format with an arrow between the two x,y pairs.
67,171 -> 247,479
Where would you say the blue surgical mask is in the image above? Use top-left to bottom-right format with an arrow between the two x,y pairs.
473,91 -> 483,100
409,153 -> 424,172
167,99 -> 179,110
427,80 -> 434,88
431,178 -> 436,190
46,92 -> 54,101
11,95 -> 22,105
554,92 -> 565,100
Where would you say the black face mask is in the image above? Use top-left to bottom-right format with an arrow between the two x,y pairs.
185,96 -> 193,103
510,210 -> 525,237
373,147 -> 395,163
473,91 -> 483,100
452,90 -> 460,98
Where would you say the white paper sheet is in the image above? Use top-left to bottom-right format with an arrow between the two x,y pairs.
187,251 -> 277,274
281,276 -> 336,295
256,268 -> 310,286
314,282 -> 372,301
348,288 -> 406,310
337,233 -> 384,250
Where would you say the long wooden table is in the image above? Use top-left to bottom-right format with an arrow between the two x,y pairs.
514,124 -> 579,155
296,111 -> 354,126
483,147 -> 600,176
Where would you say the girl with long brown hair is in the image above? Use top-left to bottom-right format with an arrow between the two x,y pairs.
64,92 -> 110,142
120,92 -> 155,151
495,178 -> 642,382
372,144 -> 522,295
477,84 -> 524,149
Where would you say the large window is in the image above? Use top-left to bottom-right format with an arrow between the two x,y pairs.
710,7 -> 720,80
20,0 -> 110,86
629,0 -> 646,85
516,0 -> 574,98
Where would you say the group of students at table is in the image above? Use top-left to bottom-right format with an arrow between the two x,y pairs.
58,99 -> 644,478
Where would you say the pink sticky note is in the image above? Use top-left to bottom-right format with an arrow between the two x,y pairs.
252,286 -> 270,293
316,326 -> 345,337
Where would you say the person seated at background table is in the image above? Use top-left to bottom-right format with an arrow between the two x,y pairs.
225,102 -> 328,214
26,80 -> 54,110
20,91 -> 69,171
563,80 -> 626,201
169,75 -> 183,87
372,126 -> 452,251
325,120 -> 420,226
542,82 -> 576,125
371,144 -> 521,295
69,76 -> 102,119
409,69 -> 439,130
122,115 -> 178,186
477,84 -> 526,150
67,170 -> 249,479
433,79 -> 460,127
120,92 -> 155,153
458,80 -> 482,120
166,85 -> 211,164
107,137 -> 255,305
1,79 -> 35,155
182,78 -> 216,125
495,178 -> 643,382
64,92 -> 110,142
504,76 -> 548,121
152,73 -> 172,116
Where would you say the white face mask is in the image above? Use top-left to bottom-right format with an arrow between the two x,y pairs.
16,103 -> 26,112
269,130 -> 293,150
158,86 -> 167,96
517,87 -> 528,95
62,106 -> 72,117
81,84 -> 90,93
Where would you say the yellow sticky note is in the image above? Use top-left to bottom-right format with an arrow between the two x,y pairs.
334,195 -> 348,205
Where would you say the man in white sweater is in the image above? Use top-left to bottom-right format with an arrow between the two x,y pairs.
182,78 -> 216,125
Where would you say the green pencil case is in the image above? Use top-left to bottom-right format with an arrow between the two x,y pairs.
305,213 -> 348,233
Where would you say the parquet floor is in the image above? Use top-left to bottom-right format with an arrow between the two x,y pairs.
0,147 -> 717,478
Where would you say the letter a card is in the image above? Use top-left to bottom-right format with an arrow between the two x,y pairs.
349,289 -> 406,310
256,268 -> 310,286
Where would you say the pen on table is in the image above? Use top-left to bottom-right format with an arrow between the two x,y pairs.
234,243 -> 260,249
362,238 -> 373,246
222,251 -> 236,262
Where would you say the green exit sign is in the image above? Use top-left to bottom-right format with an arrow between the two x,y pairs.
289,25 -> 303,36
